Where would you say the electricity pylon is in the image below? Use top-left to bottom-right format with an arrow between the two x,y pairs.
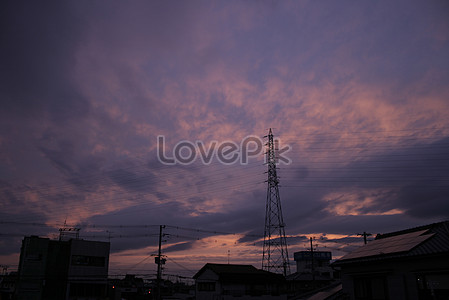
262,128 -> 290,276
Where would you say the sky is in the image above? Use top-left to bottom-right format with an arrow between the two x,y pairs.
1,0 -> 449,279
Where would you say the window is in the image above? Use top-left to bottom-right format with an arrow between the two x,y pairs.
71,255 -> 105,267
198,282 -> 216,291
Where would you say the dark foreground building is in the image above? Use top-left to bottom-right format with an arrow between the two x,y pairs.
333,221 -> 449,300
194,263 -> 287,300
15,235 -> 110,300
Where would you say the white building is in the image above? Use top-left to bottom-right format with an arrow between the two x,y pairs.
294,251 -> 333,279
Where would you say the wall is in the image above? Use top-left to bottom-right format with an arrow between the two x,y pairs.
340,255 -> 449,300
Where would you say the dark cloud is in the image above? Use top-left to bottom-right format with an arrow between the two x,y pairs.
0,1 -> 89,122
108,169 -> 157,193
237,230 -> 264,244
38,140 -> 77,177
341,137 -> 449,218
398,187 -> 449,219
279,135 -> 449,236
80,189 -> 267,252
164,242 -> 195,253
0,213 -> 52,256
320,236 -> 362,245
293,214 -> 428,236
286,235 -> 309,245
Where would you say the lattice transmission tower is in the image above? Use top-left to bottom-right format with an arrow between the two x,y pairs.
262,128 -> 290,276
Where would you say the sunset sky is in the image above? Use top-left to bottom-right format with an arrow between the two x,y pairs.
1,1 -> 449,279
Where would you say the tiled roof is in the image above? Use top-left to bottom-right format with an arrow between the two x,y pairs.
338,230 -> 434,261
193,263 -> 285,282
333,220 -> 449,265
197,263 -> 260,275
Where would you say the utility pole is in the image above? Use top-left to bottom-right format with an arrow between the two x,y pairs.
357,231 -> 372,245
262,128 -> 290,276
310,237 -> 315,281
157,225 -> 166,300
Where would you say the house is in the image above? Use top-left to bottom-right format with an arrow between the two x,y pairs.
15,235 -> 110,300
333,221 -> 449,300
193,263 -> 287,300
0,271 -> 17,300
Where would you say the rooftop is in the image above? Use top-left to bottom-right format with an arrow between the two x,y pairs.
193,263 -> 285,283
333,220 -> 449,265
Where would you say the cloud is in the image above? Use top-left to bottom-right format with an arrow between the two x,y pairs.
0,212 -> 53,256
107,169 -> 157,193
326,137 -> 449,218
1,0 -> 449,273
0,2 -> 89,122
164,242 -> 195,253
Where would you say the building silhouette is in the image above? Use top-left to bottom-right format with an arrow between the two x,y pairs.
334,221 -> 449,300
294,251 -> 333,279
286,251 -> 337,296
194,263 -> 286,300
15,235 -> 110,300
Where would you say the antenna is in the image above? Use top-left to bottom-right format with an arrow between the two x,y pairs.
59,220 -> 80,241
262,128 -> 290,276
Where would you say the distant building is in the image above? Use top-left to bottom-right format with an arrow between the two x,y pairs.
108,275 -> 194,300
193,263 -> 287,300
333,221 -> 449,300
287,251 -> 337,296
0,271 -> 17,300
109,274 -> 151,300
15,235 -> 110,300
294,251 -> 333,278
